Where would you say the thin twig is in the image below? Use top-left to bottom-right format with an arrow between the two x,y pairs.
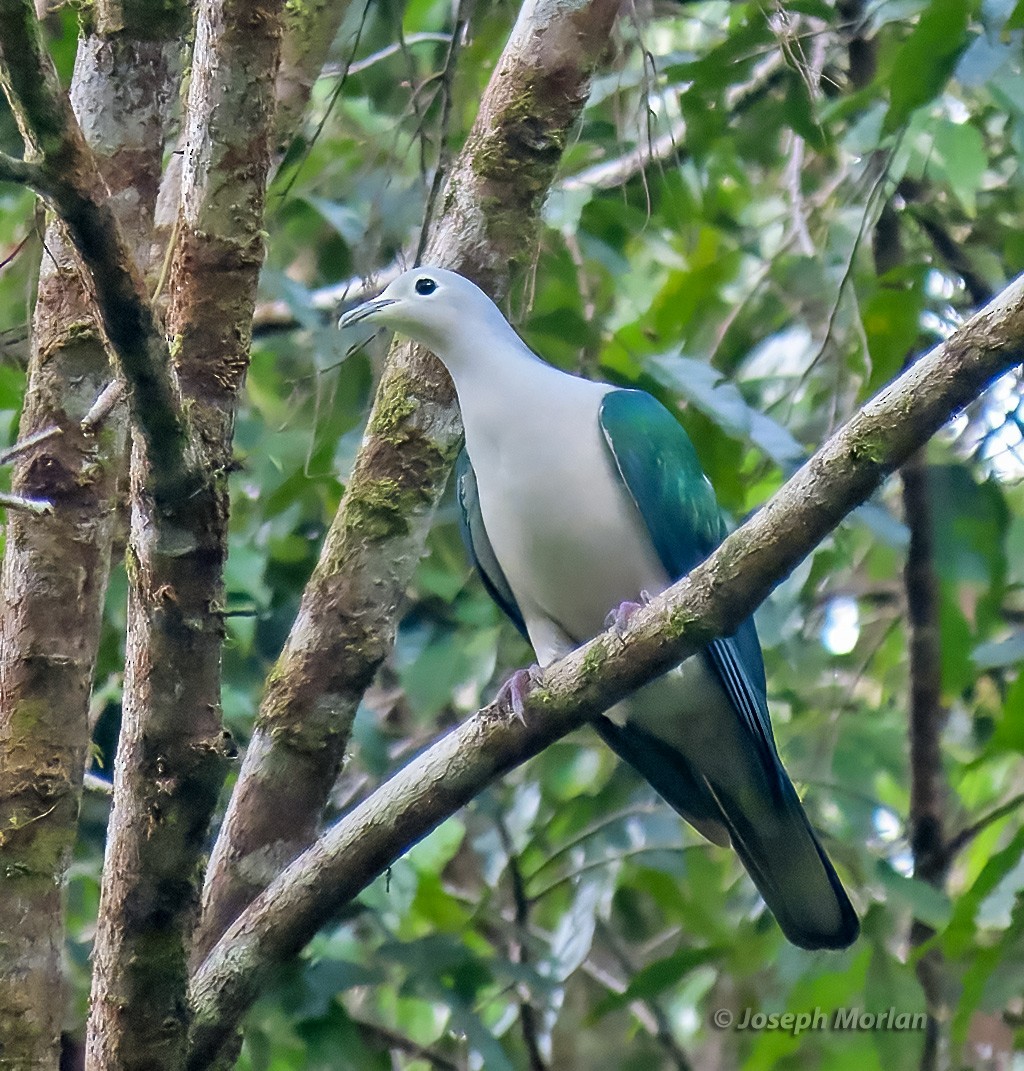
0,490 -> 53,514
0,423 -> 61,465
522,802 -> 661,884
415,0 -> 474,266
149,213 -> 179,304
496,814 -> 549,1071
84,773 -> 114,796
529,844 -> 703,904
560,121 -> 687,193
0,151 -> 44,187
945,792 -> 1024,860
597,920 -> 695,1071
320,33 -> 453,78
275,0 -> 373,203
81,379 -> 126,433
0,232 -> 32,273
353,1016 -> 463,1071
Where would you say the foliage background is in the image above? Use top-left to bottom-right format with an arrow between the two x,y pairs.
2,0 -> 1024,1067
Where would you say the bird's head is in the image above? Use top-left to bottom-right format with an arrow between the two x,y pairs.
338,267 -> 510,359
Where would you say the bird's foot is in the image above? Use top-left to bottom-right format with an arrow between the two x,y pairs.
496,665 -> 540,724
605,590 -> 653,635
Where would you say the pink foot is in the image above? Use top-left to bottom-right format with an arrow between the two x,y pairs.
605,591 -> 652,634
496,666 -> 540,724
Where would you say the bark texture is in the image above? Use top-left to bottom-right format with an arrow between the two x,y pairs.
187,272 -> 1024,1067
0,11 -> 181,1069
903,451 -> 950,1071
0,0 -> 193,506
196,0 -> 622,959
273,0 -> 353,155
83,0 -> 282,1067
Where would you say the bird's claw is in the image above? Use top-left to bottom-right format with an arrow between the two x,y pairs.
497,666 -> 540,724
605,590 -> 653,635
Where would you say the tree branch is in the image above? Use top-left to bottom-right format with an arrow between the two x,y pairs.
876,199 -> 953,1071
902,444 -> 949,1071
0,0 -> 195,507
0,149 -> 42,185
273,0 -> 353,158
0,490 -> 52,513
196,0 -> 624,962
945,791 -> 1024,859
187,274 -> 1024,1067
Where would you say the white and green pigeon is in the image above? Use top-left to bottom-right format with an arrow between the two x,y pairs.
340,267 -> 859,950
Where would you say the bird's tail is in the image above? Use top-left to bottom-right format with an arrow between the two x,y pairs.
700,770 -> 859,951
595,717 -> 858,951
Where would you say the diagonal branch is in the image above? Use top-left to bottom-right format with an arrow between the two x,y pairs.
945,791 -> 1024,859
0,0 -> 195,506
196,0 -> 624,962
187,272 -> 1024,1067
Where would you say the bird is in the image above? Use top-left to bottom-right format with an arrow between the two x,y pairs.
339,266 -> 859,951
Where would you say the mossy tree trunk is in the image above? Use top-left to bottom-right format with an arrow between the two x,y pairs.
0,1 -> 185,1065
84,0 -> 283,1065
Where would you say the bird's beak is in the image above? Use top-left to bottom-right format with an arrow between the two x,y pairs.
338,297 -> 397,329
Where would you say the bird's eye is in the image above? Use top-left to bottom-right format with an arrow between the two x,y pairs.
414,277 -> 437,295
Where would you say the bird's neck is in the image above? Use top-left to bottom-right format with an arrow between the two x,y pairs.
441,320 -> 550,411
441,326 -> 594,468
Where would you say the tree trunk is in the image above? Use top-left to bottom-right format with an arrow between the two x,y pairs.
0,5 -> 183,1064
84,0 -> 283,1066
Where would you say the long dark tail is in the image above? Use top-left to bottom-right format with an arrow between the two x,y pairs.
595,717 -> 859,951
700,769 -> 859,950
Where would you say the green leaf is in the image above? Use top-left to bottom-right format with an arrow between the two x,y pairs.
861,282 -> 926,393
944,824 -> 1024,955
885,0 -> 972,131
304,196 -> 367,245
875,862 -> 952,929
930,465 -> 1008,588
298,959 -> 384,1019
930,119 -> 988,214
973,630 -> 1024,668
990,673 -> 1024,752
864,945 -> 928,1069
940,584 -> 975,693
546,875 -> 606,982
592,945 -> 722,1017
407,817 -> 465,875
1006,0 -> 1024,28
953,897 -> 1024,1045
649,354 -> 805,468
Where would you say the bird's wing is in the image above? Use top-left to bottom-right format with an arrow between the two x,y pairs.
598,388 -> 777,773
599,389 -> 858,950
456,449 -> 530,640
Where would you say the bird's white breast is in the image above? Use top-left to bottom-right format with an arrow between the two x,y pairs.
459,367 -> 670,665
